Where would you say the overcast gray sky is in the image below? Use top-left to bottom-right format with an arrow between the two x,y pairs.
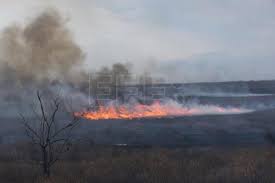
1,0 -> 275,82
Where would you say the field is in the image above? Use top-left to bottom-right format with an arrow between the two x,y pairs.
1,3 -> 275,181
1,80 -> 275,182
1,145 -> 275,183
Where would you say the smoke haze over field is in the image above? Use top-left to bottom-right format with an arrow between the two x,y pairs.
0,3 -> 275,151
0,0 -> 275,82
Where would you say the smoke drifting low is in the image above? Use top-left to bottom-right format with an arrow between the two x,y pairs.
0,9 -> 85,86
0,9 -> 269,119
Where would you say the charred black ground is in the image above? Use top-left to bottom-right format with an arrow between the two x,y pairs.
0,80 -> 275,147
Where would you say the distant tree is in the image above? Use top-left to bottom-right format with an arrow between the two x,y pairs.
139,71 -> 153,85
20,91 -> 79,177
112,63 -> 132,86
90,63 -> 132,102
111,63 -> 132,99
91,67 -> 112,102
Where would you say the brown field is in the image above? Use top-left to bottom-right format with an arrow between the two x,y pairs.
1,144 -> 275,183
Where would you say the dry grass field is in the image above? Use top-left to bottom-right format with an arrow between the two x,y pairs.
1,144 -> 275,183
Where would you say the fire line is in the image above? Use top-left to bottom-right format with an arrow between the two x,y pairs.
74,101 -> 251,120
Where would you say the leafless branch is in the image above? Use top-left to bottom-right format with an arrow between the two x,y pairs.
21,91 -> 79,177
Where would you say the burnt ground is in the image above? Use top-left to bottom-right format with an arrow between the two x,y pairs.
1,108 -> 275,147
76,108 -> 275,147
1,80 -> 275,147
2,81 -> 275,182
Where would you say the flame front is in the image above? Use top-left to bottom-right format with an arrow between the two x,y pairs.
74,101 -> 250,120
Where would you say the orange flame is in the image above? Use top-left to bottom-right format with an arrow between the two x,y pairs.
74,101 -> 249,120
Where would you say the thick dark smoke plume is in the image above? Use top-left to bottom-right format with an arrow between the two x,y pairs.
0,9 -> 85,86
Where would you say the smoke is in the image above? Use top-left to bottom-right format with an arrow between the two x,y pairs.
0,9 -> 85,86
0,9 -> 91,117
0,8 -> 271,118
154,52 -> 275,83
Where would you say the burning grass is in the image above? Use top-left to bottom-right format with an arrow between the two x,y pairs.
74,100 -> 252,120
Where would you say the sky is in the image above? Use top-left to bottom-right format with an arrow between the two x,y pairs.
0,0 -> 275,82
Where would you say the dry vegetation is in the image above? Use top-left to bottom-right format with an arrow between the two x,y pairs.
0,144 -> 275,183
